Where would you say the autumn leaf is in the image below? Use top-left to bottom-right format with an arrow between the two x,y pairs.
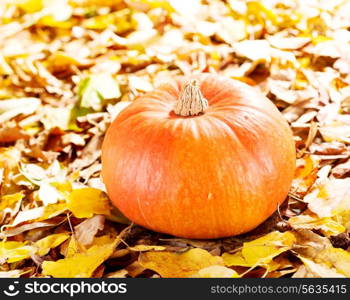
303,178 -> 350,218
0,193 -> 24,211
0,98 -> 40,123
74,215 -> 105,246
292,229 -> 350,277
12,203 -> 67,226
82,9 -> 132,32
222,231 -> 295,270
42,235 -> 119,278
192,265 -> 239,278
128,245 -> 166,252
294,235 -> 350,277
3,0 -> 350,279
0,270 -> 24,278
77,74 -> 121,113
131,0 -> 174,12
62,236 -> 80,258
297,256 -> 344,278
0,241 -> 35,263
139,248 -> 224,278
316,248 -> 350,277
66,188 -> 111,218
288,215 -> 345,237
35,233 -> 70,256
291,156 -> 319,197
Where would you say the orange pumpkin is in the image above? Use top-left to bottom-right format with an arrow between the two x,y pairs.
101,74 -> 295,239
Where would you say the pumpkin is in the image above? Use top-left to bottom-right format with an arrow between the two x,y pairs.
101,74 -> 296,239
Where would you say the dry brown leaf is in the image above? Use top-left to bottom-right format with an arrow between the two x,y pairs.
74,215 -> 105,246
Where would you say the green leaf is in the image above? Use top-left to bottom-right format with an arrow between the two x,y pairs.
77,74 -> 121,112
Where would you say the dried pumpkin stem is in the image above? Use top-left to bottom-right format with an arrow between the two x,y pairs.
173,80 -> 208,116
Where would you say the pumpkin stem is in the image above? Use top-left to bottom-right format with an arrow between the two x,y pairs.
173,79 -> 208,116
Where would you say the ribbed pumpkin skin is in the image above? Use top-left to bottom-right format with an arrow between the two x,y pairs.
101,74 -> 296,239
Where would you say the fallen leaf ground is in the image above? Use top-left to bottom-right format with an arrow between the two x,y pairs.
1,0 -> 350,278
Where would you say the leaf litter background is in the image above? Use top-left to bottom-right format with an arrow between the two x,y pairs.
1,0 -> 350,278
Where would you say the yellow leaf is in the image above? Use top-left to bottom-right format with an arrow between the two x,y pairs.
268,36 -> 311,50
335,210 -> 350,231
291,156 -> 319,196
42,235 -> 118,278
304,178 -> 350,217
0,54 -> 13,75
222,231 -> 295,270
247,1 -> 278,25
139,248 -> 223,278
82,13 -> 116,30
192,265 -> 240,278
298,256 -> 344,278
106,269 -> 128,278
89,235 -> 115,247
216,18 -> 246,44
64,236 -> 80,258
38,181 -> 67,206
233,40 -> 296,64
0,193 -> 24,211
129,245 -> 166,252
67,188 -> 111,218
48,51 -> 84,68
289,214 -> 345,237
15,0 -> 73,25
41,106 -> 73,131
37,17 -> 73,28
0,270 -> 25,278
131,0 -> 174,12
132,12 -> 153,30
38,203 -> 68,221
0,241 -> 35,263
12,202 -> 67,226
15,0 -> 43,13
82,9 -> 131,32
0,98 -> 40,124
294,230 -> 350,277
35,233 -> 70,256
317,248 -> 350,277
125,261 -> 146,277
222,250 -> 282,272
0,147 -> 21,171
71,0 -> 122,5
